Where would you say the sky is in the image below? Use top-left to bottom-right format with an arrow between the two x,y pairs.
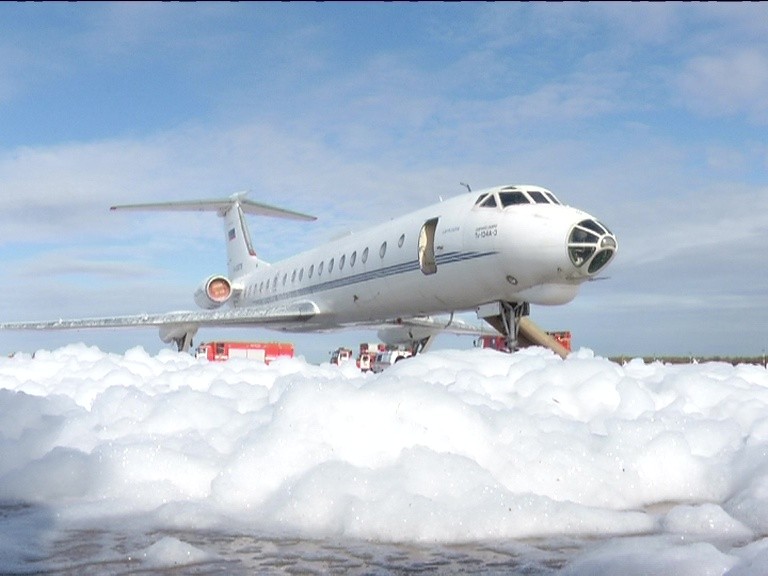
1,2 -> 767,362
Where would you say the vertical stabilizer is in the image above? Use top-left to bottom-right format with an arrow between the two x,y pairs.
110,192 -> 316,281
223,201 -> 261,278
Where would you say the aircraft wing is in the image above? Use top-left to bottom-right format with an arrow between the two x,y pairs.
0,304 -> 491,352
0,301 -> 320,347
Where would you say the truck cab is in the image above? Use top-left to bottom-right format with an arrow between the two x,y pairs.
370,349 -> 413,373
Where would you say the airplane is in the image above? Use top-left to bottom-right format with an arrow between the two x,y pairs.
0,184 -> 618,357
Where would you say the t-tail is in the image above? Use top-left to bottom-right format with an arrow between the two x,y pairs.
110,192 -> 316,279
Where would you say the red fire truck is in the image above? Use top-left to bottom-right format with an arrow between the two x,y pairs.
195,341 -> 294,364
475,332 -> 572,353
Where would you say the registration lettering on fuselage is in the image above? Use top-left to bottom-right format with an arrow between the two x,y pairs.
475,224 -> 497,239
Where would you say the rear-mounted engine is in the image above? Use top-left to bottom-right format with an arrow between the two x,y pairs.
194,275 -> 232,309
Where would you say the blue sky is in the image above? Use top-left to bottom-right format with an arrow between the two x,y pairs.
1,2 -> 767,362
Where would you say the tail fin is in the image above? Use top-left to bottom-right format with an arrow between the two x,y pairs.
110,192 -> 316,279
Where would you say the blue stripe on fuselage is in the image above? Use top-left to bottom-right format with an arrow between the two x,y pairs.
241,250 -> 497,308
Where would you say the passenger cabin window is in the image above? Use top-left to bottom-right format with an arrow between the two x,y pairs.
339,254 -> 346,270
362,247 -> 369,263
350,251 -> 357,267
499,191 -> 531,206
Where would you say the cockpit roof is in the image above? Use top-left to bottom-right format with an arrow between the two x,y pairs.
474,185 -> 562,208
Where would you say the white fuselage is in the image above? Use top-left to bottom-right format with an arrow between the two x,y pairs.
0,185 -> 616,351
221,185 -> 616,330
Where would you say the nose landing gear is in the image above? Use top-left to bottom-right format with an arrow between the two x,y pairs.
477,301 -> 529,352
476,301 -> 570,358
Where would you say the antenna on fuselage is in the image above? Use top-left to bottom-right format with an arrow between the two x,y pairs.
460,182 -> 471,193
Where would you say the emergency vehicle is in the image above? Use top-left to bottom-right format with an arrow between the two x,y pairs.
370,348 -> 413,373
195,341 -> 294,363
474,331 -> 572,352
356,342 -> 387,372
330,347 -> 354,365
547,331 -> 572,352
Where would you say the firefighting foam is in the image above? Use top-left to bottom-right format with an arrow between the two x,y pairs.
1,344 -> 768,574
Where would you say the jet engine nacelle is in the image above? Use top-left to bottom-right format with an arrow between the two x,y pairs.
194,275 -> 233,310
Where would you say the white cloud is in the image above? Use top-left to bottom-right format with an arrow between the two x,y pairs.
77,2 -> 233,60
0,32 -> 67,108
677,49 -> 768,122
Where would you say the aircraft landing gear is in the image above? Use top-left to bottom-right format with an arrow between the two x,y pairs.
501,301 -> 529,352
171,333 -> 194,352
159,325 -> 199,353
410,335 -> 435,355
477,301 -> 530,352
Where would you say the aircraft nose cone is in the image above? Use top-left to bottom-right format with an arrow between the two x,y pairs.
567,219 -> 618,275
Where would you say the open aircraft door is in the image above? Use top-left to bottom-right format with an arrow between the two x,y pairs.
418,217 -> 438,275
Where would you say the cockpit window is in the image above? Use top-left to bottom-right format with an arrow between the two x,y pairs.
528,191 -> 549,204
499,191 -> 531,207
588,249 -> 614,274
568,218 -> 617,274
570,228 -> 599,244
579,219 -> 609,235
544,192 -> 561,205
480,194 -> 498,208
477,188 -> 563,208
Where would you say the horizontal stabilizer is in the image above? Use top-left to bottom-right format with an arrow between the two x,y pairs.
111,192 -> 316,221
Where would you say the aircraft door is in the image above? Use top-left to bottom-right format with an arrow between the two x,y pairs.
418,218 -> 438,275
